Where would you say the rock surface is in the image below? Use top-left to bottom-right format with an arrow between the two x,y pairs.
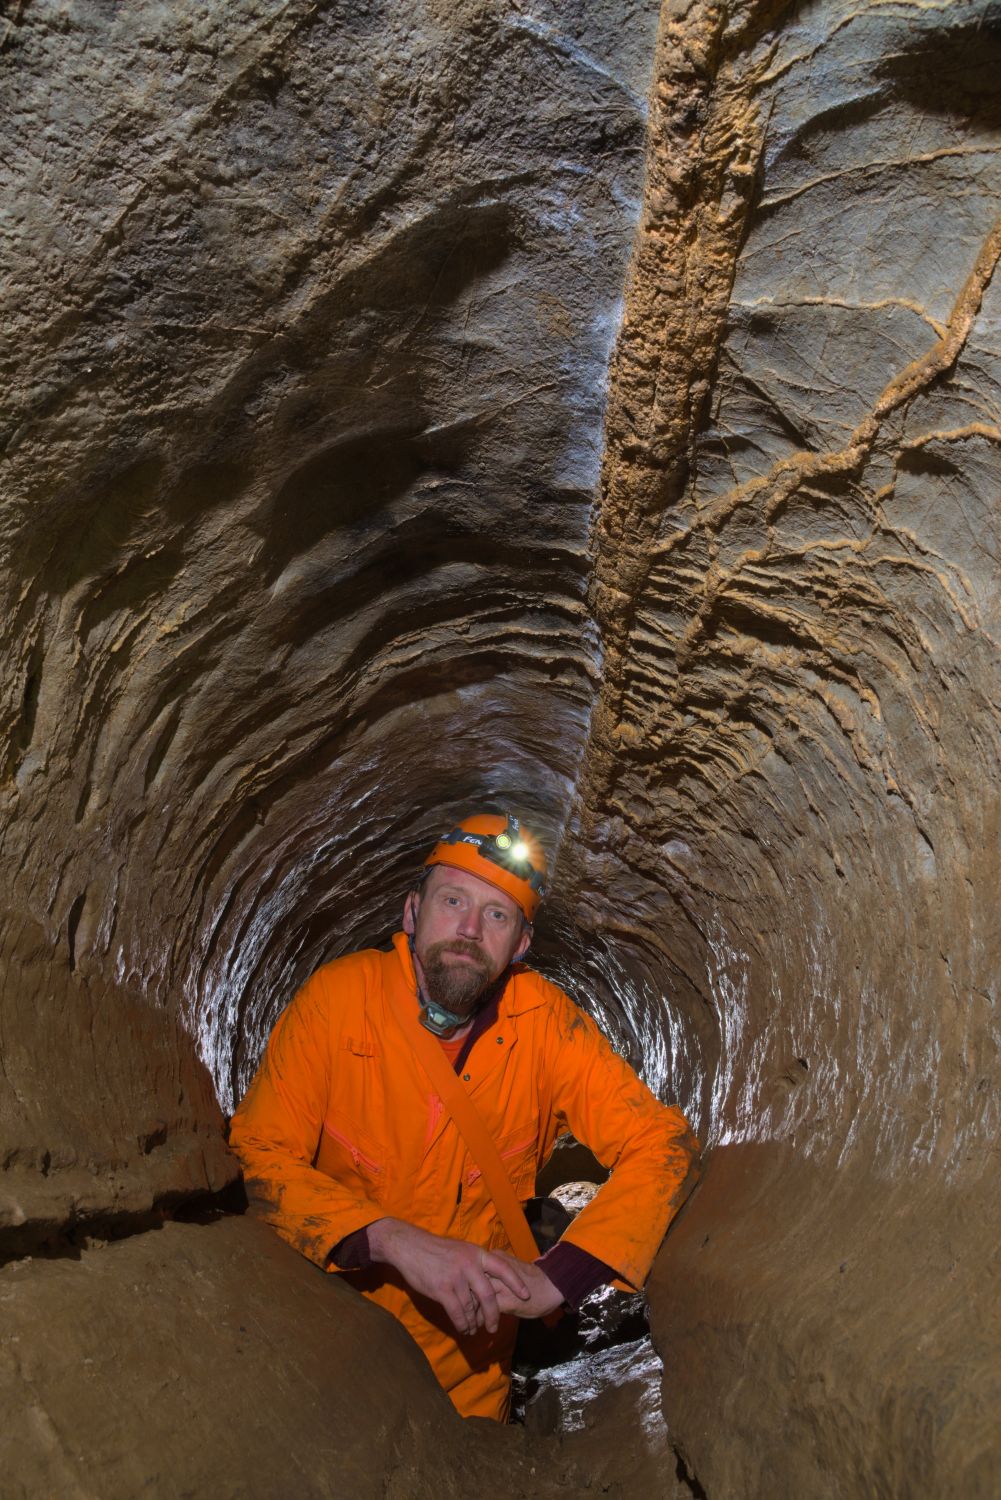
1,1215 -> 477,1500
3,1210 -> 696,1500
573,1 -> 1001,1493
3,0 -> 1001,1496
1,0 -> 658,1222
0,1212 -> 658,1500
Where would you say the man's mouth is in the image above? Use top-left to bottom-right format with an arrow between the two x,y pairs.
434,940 -> 491,971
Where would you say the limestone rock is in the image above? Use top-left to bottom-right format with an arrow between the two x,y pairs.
0,0 -> 657,1226
0,1213 -> 557,1499
573,0 -> 1001,1492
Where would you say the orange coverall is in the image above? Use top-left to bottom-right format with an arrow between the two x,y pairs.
229,932 -> 699,1420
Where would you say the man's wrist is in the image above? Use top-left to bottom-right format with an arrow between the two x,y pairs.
365,1216 -> 404,1262
331,1216 -> 405,1269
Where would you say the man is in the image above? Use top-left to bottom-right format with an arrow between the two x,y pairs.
229,813 -> 699,1421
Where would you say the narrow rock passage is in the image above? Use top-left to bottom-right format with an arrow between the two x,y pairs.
3,1 -> 1001,1496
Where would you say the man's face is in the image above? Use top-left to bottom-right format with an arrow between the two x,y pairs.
406,865 -> 531,1019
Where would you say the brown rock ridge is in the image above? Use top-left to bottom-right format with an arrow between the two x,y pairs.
2,1213 -> 679,1500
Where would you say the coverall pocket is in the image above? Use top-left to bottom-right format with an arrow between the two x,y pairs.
319,1114 -> 387,1195
466,1125 -> 539,1200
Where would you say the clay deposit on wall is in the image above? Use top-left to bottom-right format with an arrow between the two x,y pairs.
2,0 -> 1000,1496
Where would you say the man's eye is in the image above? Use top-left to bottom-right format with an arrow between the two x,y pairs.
487,909 -> 508,924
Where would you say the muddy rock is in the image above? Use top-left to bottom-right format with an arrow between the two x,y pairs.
0,1213 -> 614,1500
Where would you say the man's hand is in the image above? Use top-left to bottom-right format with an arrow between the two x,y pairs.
366,1218 -> 532,1337
486,1252 -> 564,1320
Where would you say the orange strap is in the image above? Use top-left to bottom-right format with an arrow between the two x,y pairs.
399,1004 -> 539,1263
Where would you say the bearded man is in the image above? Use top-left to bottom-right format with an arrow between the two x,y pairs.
229,813 -> 699,1420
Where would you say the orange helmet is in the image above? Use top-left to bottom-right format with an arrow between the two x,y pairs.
424,813 -> 547,921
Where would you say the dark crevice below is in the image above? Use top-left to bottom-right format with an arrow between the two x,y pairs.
675,1447 -> 710,1499
3,631 -> 44,782
66,888 -> 87,971
0,1179 -> 248,1270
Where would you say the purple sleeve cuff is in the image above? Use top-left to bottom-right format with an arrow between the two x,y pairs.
330,1225 -> 373,1270
536,1241 -> 615,1310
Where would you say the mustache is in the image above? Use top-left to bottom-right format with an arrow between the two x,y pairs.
426,939 -> 489,968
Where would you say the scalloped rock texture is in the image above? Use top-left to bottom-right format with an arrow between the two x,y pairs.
2,0 -> 1000,1496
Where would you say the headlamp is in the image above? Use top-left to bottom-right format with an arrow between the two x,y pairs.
437,814 -> 546,897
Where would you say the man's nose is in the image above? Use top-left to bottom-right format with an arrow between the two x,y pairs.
456,904 -> 484,939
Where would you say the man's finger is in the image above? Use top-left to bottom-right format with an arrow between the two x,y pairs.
444,1286 -> 477,1339
480,1250 -> 531,1299
468,1270 -> 502,1334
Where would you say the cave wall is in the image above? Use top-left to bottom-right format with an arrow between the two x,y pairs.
3,0 -> 1001,1495
1,0 -> 658,1239
568,0 -> 1001,1493
0,1214 -> 547,1500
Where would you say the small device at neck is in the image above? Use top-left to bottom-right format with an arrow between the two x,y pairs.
418,995 -> 469,1038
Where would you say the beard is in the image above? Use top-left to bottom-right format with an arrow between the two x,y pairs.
421,939 -> 496,1019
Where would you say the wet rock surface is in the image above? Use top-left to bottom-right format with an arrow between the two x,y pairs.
3,0 -> 1001,1495
571,1 -> 1001,1492
521,1337 -> 686,1500
513,1282 -> 652,1423
514,1272 -> 686,1500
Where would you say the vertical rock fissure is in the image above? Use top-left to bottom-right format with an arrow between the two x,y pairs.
562,0 -> 783,888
